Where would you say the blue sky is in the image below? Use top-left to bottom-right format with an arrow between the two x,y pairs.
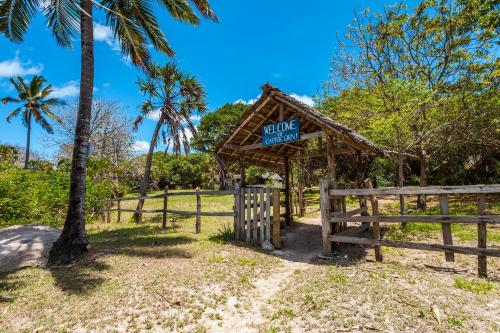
0,0 -> 418,158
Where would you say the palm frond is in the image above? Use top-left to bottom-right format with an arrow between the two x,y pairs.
40,104 -> 63,123
29,75 -> 45,97
43,0 -> 79,47
38,117 -> 54,134
158,0 -> 199,25
189,0 -> 218,21
0,0 -> 40,41
6,107 -> 22,122
1,96 -> 20,104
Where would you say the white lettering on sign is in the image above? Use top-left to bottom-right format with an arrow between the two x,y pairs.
262,119 -> 300,147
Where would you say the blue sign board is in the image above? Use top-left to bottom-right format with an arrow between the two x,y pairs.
262,119 -> 300,147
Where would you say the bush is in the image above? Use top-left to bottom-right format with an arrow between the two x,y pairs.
0,167 -> 113,228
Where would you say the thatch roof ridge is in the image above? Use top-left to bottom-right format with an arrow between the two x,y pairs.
260,84 -> 382,154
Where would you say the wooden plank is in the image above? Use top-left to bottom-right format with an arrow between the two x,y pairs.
272,188 -> 282,248
240,188 -> 245,238
478,194 -> 487,278
326,134 -> 340,250
266,189 -> 271,242
329,184 -> 500,196
320,180 -> 333,256
234,184 -> 241,240
328,237 -> 500,257
246,188 -> 251,242
259,188 -> 265,243
196,187 -> 201,233
252,188 -> 258,242
329,215 -> 500,224
439,194 -> 454,262
162,186 -> 168,229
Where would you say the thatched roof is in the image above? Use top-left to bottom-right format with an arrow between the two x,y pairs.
216,84 -> 383,167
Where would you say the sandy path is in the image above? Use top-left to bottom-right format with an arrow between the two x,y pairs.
202,218 -> 323,332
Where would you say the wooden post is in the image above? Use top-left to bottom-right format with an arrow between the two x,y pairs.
117,199 -> 121,223
320,179 -> 332,256
439,194 -> 454,262
259,188 -> 265,243
478,194 -> 487,278
246,188 -> 251,241
266,189 -> 271,242
326,134 -> 340,250
240,186 -> 246,239
106,202 -> 111,223
252,187 -> 258,242
272,188 -> 281,248
355,150 -> 369,231
298,187 -> 304,217
284,157 -> 291,225
240,158 -> 246,188
370,195 -> 383,262
234,184 -> 241,240
162,186 -> 168,229
195,187 -> 201,233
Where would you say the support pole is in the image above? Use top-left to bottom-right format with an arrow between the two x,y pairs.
234,183 -> 241,240
284,156 -> 291,225
326,134 -> 339,251
239,158 -> 246,188
478,194 -> 487,277
196,187 -> 201,233
162,186 -> 168,229
272,188 -> 281,248
117,199 -> 121,223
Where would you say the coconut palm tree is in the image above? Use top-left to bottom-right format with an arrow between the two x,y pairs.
133,62 -> 207,221
1,75 -> 63,168
0,0 -> 217,264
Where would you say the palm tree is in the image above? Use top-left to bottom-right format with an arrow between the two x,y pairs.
1,75 -> 63,168
0,0 -> 217,264
134,62 -> 207,221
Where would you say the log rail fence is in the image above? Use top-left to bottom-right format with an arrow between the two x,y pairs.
97,185 -> 284,248
320,182 -> 500,277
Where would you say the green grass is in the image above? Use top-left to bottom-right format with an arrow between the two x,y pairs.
454,277 -> 494,294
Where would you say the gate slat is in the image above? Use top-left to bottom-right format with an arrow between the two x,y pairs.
266,189 -> 271,242
246,188 -> 251,241
259,188 -> 264,243
253,188 -> 258,242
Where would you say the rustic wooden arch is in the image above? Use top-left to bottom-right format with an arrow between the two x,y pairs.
216,84 -> 383,226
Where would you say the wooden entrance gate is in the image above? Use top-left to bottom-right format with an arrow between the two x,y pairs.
234,186 -> 282,248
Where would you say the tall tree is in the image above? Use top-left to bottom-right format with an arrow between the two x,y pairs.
192,102 -> 248,189
1,75 -> 63,168
323,0 -> 499,209
133,62 -> 207,220
0,0 -> 217,263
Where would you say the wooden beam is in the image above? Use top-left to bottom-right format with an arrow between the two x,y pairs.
329,184 -> 500,196
239,102 -> 280,146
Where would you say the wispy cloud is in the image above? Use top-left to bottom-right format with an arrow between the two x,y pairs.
94,23 -> 120,51
132,140 -> 150,153
290,93 -> 315,107
0,52 -> 43,78
50,81 -> 79,98
235,94 -> 261,105
146,111 -> 201,122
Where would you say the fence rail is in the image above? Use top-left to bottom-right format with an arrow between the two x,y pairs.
97,187 -> 237,232
320,181 -> 500,278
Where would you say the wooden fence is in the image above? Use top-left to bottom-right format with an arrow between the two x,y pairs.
320,182 -> 500,277
98,187 -> 236,233
234,187 -> 283,248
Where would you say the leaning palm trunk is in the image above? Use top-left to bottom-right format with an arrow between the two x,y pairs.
135,114 -> 164,222
49,0 -> 93,264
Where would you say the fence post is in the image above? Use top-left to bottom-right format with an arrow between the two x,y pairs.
234,184 -> 241,240
259,188 -> 264,243
320,180 -> 332,256
106,202 -> 111,223
477,194 -> 487,278
272,188 -> 281,248
266,189 -> 271,242
162,186 -> 168,229
117,199 -> 121,223
196,187 -> 201,233
439,194 -> 455,262
370,195 -> 383,262
252,188 -> 258,242
246,188 -> 251,241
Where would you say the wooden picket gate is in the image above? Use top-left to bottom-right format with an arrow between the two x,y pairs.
234,186 -> 282,248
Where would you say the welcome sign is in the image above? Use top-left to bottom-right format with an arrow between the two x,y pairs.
262,119 -> 300,147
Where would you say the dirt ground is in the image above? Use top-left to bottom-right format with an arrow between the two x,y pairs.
1,217 -> 498,332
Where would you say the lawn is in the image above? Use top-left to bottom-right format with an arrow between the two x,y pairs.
1,192 -> 499,332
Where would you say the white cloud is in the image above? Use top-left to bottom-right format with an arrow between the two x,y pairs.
132,140 -> 150,153
191,115 -> 201,121
50,81 -> 79,98
146,109 -> 161,121
94,23 -> 120,51
102,82 -> 111,88
235,94 -> 261,105
0,53 -> 43,78
290,93 -> 315,107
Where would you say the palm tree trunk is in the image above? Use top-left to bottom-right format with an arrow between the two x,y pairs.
49,0 -> 94,264
24,110 -> 31,169
135,114 -> 164,222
